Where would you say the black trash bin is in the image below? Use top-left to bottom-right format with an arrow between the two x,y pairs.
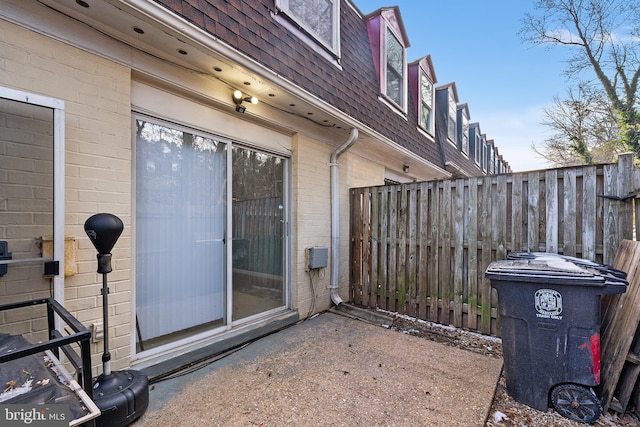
485,254 -> 627,423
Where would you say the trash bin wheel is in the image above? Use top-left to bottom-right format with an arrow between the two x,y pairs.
550,383 -> 602,423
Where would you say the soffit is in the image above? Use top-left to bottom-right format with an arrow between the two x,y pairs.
28,0 -> 447,180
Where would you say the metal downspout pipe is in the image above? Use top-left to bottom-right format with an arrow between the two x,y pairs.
329,128 -> 359,305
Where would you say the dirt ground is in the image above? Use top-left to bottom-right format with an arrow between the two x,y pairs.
135,311 -> 502,426
133,309 -> 640,426
388,313 -> 640,427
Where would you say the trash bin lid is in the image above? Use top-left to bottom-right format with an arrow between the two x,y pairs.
508,252 -> 627,280
485,257 -> 607,286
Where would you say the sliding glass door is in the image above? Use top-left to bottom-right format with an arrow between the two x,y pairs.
135,118 -> 227,352
232,146 -> 285,321
134,115 -> 288,353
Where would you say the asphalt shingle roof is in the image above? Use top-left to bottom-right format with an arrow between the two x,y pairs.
153,0 -> 493,175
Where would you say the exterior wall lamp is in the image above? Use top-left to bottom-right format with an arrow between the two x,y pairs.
233,90 -> 258,113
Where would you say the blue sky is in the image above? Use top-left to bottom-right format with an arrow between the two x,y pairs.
354,1 -> 573,172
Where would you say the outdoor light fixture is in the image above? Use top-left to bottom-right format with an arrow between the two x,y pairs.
403,164 -> 410,173
233,89 -> 258,113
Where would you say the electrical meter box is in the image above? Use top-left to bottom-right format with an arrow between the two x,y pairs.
307,247 -> 328,270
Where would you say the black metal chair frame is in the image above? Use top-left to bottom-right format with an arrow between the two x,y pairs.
0,297 -> 93,401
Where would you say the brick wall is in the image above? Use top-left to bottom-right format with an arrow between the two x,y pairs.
0,20 -> 133,374
292,134 -> 384,315
292,134 -> 332,315
0,17 -> 393,373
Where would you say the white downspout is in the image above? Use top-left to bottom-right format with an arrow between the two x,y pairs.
329,128 -> 359,305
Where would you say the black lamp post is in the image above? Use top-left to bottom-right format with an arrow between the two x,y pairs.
84,213 -> 148,427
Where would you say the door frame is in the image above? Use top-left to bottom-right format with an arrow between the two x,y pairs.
131,112 -> 291,360
0,87 -> 65,303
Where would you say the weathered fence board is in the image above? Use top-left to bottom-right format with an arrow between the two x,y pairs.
583,166 -> 597,260
480,176 -> 493,334
350,154 -> 638,335
467,178 -> 479,331
453,180 -> 464,327
600,239 -> 640,413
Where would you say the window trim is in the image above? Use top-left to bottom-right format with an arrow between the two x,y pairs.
381,24 -> 407,111
275,0 -> 340,55
458,107 -> 469,155
419,70 -> 434,133
447,91 -> 457,144
473,127 -> 482,167
132,111 -> 292,360
481,138 -> 488,172
487,144 -> 494,174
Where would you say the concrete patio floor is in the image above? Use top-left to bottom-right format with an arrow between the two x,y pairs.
133,310 -> 503,426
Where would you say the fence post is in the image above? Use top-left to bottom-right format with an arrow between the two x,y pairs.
618,153 -> 634,243
545,169 -> 559,253
582,166 -> 598,260
603,154 -> 634,264
635,166 -> 640,242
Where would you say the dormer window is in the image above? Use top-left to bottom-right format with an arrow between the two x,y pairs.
435,83 -> 460,149
487,142 -> 495,174
469,123 -> 482,167
457,104 -> 469,155
385,28 -> 404,106
481,136 -> 488,172
275,0 -> 340,54
366,7 -> 410,112
409,56 -> 436,135
447,90 -> 456,142
461,119 -> 469,154
420,72 -> 433,131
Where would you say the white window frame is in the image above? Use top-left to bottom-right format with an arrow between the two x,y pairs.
419,71 -> 434,133
474,131 -> 482,166
487,145 -> 494,174
131,110 -> 292,360
447,91 -> 457,143
382,25 -> 407,111
460,110 -> 469,155
275,0 -> 340,55
481,138 -> 488,172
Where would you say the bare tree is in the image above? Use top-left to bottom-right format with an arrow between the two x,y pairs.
533,84 -> 621,166
521,0 -> 640,158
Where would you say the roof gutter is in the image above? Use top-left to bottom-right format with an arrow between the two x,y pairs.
329,128 -> 359,305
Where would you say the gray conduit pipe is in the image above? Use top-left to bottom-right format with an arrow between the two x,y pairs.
329,128 -> 359,305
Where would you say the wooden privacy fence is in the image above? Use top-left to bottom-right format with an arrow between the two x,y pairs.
350,153 -> 639,335
232,196 -> 283,275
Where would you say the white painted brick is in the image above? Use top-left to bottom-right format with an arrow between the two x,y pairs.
0,17 -> 392,373
0,20 -> 133,370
